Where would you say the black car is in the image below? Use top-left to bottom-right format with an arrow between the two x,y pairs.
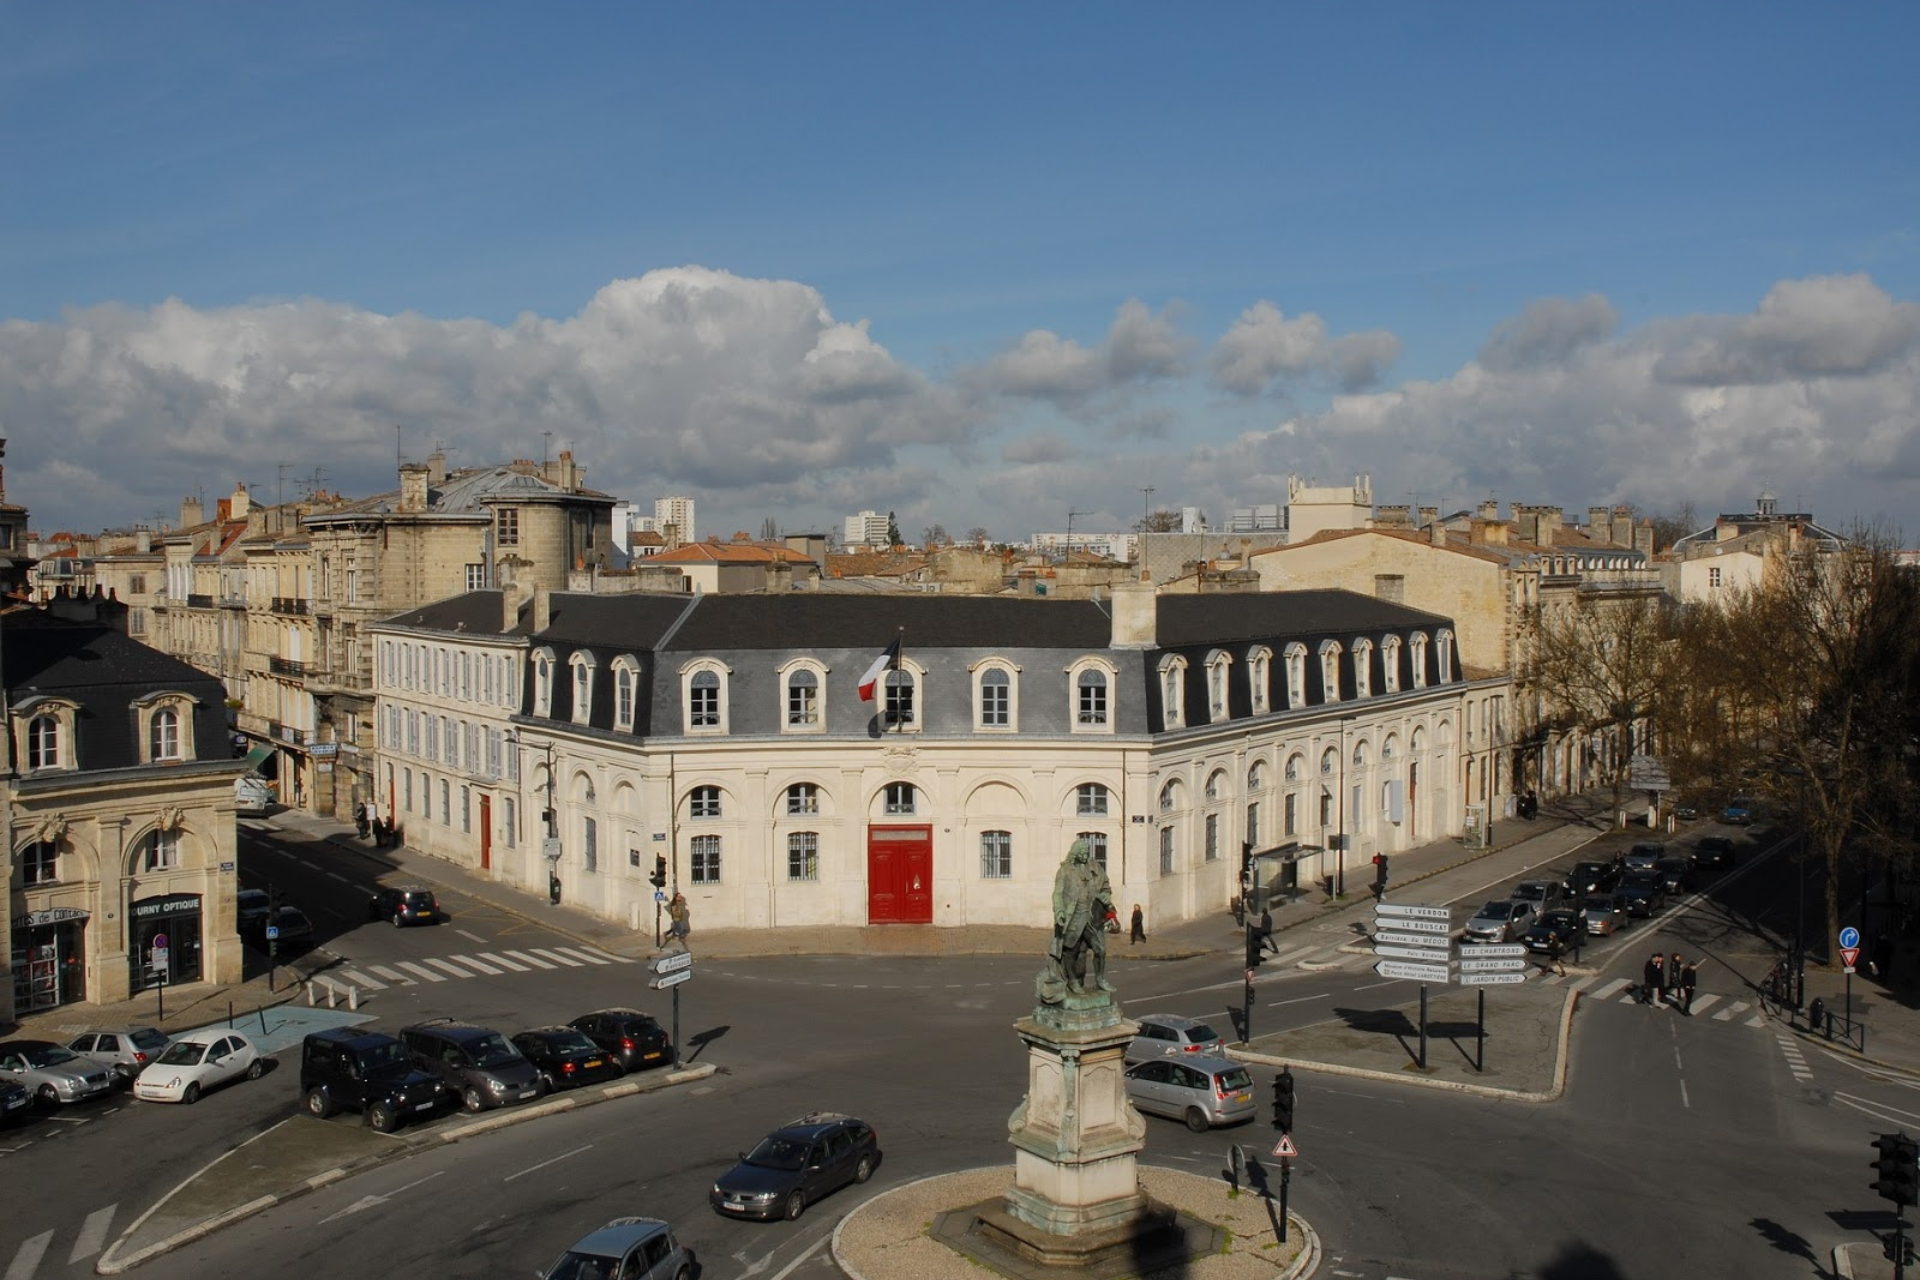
368,886 -> 441,927
245,905 -> 315,951
0,1079 -> 30,1124
1617,871 -> 1667,918
569,1009 -> 673,1073
400,1019 -> 543,1112
710,1112 -> 880,1221
1564,861 -> 1621,897
1654,857 -> 1693,896
511,1026 -> 625,1093
300,1029 -> 447,1132
1522,909 -> 1588,954
1692,836 -> 1738,872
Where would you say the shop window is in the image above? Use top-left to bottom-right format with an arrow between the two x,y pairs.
22,841 -> 57,885
787,832 -> 819,881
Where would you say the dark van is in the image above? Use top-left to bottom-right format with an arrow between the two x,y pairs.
300,1029 -> 446,1132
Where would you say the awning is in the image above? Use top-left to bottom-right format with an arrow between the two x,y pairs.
243,745 -> 274,772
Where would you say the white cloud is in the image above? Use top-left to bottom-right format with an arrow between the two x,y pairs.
975,298 -> 1189,403
1654,273 -> 1920,385
1209,300 -> 1400,394
1478,294 -> 1618,373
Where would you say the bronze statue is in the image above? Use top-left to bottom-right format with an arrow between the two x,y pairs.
1041,837 -> 1115,1001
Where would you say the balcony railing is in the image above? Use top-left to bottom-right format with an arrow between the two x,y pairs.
219,593 -> 247,608
186,593 -> 214,608
268,720 -> 315,746
270,597 -> 310,616
268,656 -> 309,678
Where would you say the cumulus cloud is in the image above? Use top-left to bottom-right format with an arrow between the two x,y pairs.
1478,293 -> 1618,373
1654,273 -> 1920,385
1209,300 -> 1401,394
1001,432 -> 1076,466
974,298 -> 1188,403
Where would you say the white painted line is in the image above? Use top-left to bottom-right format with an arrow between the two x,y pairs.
572,945 -> 636,964
1835,1092 -> 1920,1125
504,949 -> 558,970
458,929 -> 488,944
1685,993 -> 1721,1015
447,954 -> 503,975
339,970 -> 386,990
478,952 -> 530,972
69,1204 -> 116,1263
325,871 -> 352,883
1713,1000 -> 1748,1021
396,961 -> 447,983
425,958 -> 474,979
531,948 -> 586,968
1564,975 -> 1598,994
503,1143 -> 593,1183
553,947 -> 613,966
1746,1015 -> 1767,1027
295,859 -> 321,870
768,1237 -> 829,1280
370,965 -> 415,985
1835,1093 -> 1913,1126
1354,979 -> 1402,991
1591,978 -> 1632,1001
1268,945 -> 1317,966
1264,992 -> 1332,1008
1679,1079 -> 1690,1109
6,1230 -> 51,1280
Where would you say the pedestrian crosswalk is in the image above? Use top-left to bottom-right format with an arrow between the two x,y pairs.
5,1204 -> 116,1279
1582,976 -> 1768,1026
331,944 -> 634,993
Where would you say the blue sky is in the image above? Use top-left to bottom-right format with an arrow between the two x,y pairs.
4,3 -> 1917,542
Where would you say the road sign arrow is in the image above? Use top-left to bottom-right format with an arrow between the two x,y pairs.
649,950 -> 694,975
1840,926 -> 1861,950
1374,904 -> 1451,920
1375,959 -> 1451,982
649,969 -> 693,990
1373,944 -> 1453,963
1457,943 -> 1527,958
1457,958 -> 1530,972
1459,972 -> 1529,986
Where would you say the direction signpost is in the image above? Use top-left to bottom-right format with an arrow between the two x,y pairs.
1841,926 -> 1862,1034
1372,901 -> 1457,1070
1374,958 -> 1451,982
648,949 -> 693,1064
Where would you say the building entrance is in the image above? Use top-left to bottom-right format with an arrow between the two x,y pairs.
128,893 -> 203,993
10,908 -> 89,1011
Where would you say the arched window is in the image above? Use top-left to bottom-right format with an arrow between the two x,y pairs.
884,668 -> 917,728
1438,629 -> 1455,683
787,668 -> 820,728
1410,633 -> 1429,688
1076,783 -> 1111,816
28,715 -> 61,770
979,666 -> 1011,729
1352,740 -> 1370,768
785,782 -> 820,815
1159,657 -> 1187,727
1351,638 -> 1373,699
22,841 -> 57,885
613,662 -> 637,731
684,664 -> 728,733
1284,643 -> 1308,708
1319,640 -> 1343,703
569,653 -> 595,724
1248,760 -> 1267,791
1077,669 -> 1109,726
1205,769 -> 1227,801
1159,779 -> 1181,813
689,785 -> 722,819
1284,754 -> 1304,783
1382,733 -> 1400,761
1207,650 -> 1232,721
1248,646 -> 1272,714
884,781 -> 917,814
149,708 -> 181,761
533,650 -> 555,716
1320,747 -> 1338,776
1381,635 -> 1403,694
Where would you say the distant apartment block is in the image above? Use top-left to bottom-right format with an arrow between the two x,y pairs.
844,509 -> 890,548
655,496 -> 695,545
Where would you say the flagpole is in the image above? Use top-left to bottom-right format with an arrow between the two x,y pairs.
894,627 -> 906,733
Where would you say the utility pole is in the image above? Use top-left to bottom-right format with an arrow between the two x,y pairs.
1139,486 -> 1155,528
1065,509 -> 1090,556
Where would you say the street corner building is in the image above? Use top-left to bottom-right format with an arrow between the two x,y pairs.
4,588 -> 248,1024
368,582 -> 1508,937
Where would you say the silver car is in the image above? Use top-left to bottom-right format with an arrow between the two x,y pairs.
68,1027 -> 171,1085
1124,1054 -> 1257,1131
0,1039 -> 116,1106
1464,899 -> 1535,943
1581,893 -> 1628,937
1124,1014 -> 1226,1065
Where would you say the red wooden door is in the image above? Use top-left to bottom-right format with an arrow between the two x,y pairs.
867,825 -> 933,924
479,794 -> 492,871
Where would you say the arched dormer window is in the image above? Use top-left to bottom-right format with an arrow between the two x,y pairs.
681,660 -> 731,734
1437,629 -> 1455,683
1248,646 -> 1272,715
610,658 -> 640,732
150,708 -> 181,761
1284,643 -> 1307,708
1159,656 -> 1188,727
1319,639 -> 1343,704
883,662 -> 921,731
16,696 -> 80,773
29,714 -> 62,769
1381,635 -> 1403,694
133,690 -> 197,764
778,658 -> 827,734
533,649 -> 556,716
568,652 -> 596,725
971,659 -> 1018,732
1351,638 -> 1374,699
1070,657 -> 1116,734
1206,650 -> 1232,722
1410,633 -> 1430,689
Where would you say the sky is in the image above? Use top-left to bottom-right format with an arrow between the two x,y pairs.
3,3 -> 1918,546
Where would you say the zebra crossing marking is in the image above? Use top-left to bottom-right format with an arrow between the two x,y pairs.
395,961 -> 447,983
478,951 -> 531,971
530,948 -> 586,968
369,964 -> 414,985
1591,978 -> 1633,1001
1713,1000 -> 1750,1021
1688,994 -> 1723,1017
1777,1035 -> 1814,1081
1564,975 -> 1598,994
573,946 -> 630,965
504,950 -> 558,970
446,954 -> 503,975
340,969 -> 386,989
5,1229 -> 51,1280
426,958 -> 476,979
69,1205 -> 114,1263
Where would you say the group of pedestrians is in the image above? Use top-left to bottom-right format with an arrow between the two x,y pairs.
354,800 -> 398,849
1641,950 -> 1700,1012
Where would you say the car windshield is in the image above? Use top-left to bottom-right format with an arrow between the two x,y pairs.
1583,896 -> 1615,912
1621,874 -> 1658,890
155,1042 -> 207,1066
20,1045 -> 78,1068
1513,885 -> 1544,900
470,1034 -> 523,1069
1477,902 -> 1513,920
131,1029 -> 169,1052
355,1041 -> 410,1072
744,1135 -> 811,1171
1185,1023 -> 1221,1044
543,1250 -> 621,1280
1217,1067 -> 1253,1090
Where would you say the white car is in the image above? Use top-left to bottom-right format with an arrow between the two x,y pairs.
133,1028 -> 265,1104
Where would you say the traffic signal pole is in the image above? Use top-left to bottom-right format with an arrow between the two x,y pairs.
1872,1131 -> 1919,1276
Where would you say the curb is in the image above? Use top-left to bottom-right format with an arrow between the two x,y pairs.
95,1062 -> 717,1274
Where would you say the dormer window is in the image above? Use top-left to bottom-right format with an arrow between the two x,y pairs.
1207,650 -> 1232,722
569,653 -> 596,725
1284,643 -> 1307,708
149,708 -> 181,762
1352,639 -> 1373,700
533,650 -> 556,715
1381,636 -> 1402,694
1438,629 -> 1455,683
1410,633 -> 1430,689
1319,640 -> 1343,703
1159,657 -> 1188,728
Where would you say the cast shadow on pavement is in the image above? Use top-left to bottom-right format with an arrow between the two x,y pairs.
1535,1243 -> 1628,1280
1329,1006 -> 1483,1069
1751,1216 -> 1838,1279
683,1025 -> 729,1063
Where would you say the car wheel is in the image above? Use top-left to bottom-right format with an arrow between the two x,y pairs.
673,1269 -> 689,1280
245,1058 -> 265,1081
37,1084 -> 59,1108
305,1087 -> 334,1119
391,913 -> 405,928
1184,1106 -> 1210,1133
183,1082 -> 202,1105
367,1101 -> 399,1133
539,1073 -> 556,1095
854,1154 -> 874,1184
784,1190 -> 806,1221
462,1086 -> 485,1113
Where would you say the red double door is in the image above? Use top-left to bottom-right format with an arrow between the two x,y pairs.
867,825 -> 932,924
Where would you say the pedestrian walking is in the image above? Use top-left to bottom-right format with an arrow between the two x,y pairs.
1546,932 -> 1566,977
1643,952 -> 1665,1005
1669,952 -> 1683,1005
354,801 -> 370,840
1130,903 -> 1146,945
1259,907 -> 1275,956
1680,958 -> 1699,1015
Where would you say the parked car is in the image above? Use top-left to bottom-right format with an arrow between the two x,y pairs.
569,1009 -> 674,1073
1581,893 -> 1629,937
1654,857 -> 1693,896
1617,871 -> 1668,918
1464,899 -> 1535,943
1673,801 -> 1700,821
1623,843 -> 1666,873
1124,1013 -> 1227,1065
247,905 -> 315,951
299,1028 -> 447,1132
234,774 -> 274,817
512,1026 -> 626,1093
1564,861 -> 1621,897
1124,1054 -> 1256,1131
1722,796 -> 1757,826
1692,836 -> 1739,872
236,889 -> 272,930
368,886 -> 441,927
133,1028 -> 265,1104
1521,909 -> 1588,955
400,1019 -> 543,1112
539,1216 -> 693,1280
710,1112 -> 879,1221
67,1027 -> 171,1086
0,1040 -> 115,1107
0,1080 -> 31,1124
1511,880 -> 1571,916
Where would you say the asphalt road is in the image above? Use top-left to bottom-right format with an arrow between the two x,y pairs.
7,820 -> 1910,1280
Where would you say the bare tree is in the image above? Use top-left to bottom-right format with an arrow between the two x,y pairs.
1644,502 -> 1699,553
966,526 -> 990,548
1528,591 -> 1683,809
922,523 -> 950,548
1134,509 -> 1182,533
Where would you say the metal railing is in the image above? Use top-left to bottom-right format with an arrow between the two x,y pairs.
268,656 -> 308,677
270,596 -> 310,616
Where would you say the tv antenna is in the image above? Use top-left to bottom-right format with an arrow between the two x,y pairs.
1139,486 -> 1155,527
1065,508 -> 1091,555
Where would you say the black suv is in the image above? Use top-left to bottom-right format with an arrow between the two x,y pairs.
368,886 -> 441,927
399,1019 -> 543,1112
300,1029 -> 446,1132
710,1112 -> 880,1221
569,1009 -> 673,1073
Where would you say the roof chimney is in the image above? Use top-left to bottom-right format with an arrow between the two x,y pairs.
180,495 -> 204,528
532,583 -> 551,633
1109,582 -> 1157,648
1476,499 -> 1500,522
399,462 -> 430,513
427,450 -> 447,485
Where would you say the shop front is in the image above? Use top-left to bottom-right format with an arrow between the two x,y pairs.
10,906 -> 90,1012
127,892 -> 203,993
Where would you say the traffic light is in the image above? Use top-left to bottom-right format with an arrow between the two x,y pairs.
1271,1066 -> 1296,1132
1885,1233 -> 1917,1266
1871,1133 -> 1919,1206
1246,929 -> 1264,970
650,853 -> 668,889
1374,854 -> 1390,885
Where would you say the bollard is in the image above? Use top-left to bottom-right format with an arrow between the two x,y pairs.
307,981 -> 318,1007
348,985 -> 358,1011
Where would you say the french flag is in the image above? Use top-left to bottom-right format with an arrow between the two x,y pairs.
858,637 -> 901,701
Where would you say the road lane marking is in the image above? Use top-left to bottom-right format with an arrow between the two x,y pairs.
69,1204 -> 115,1263
1835,1091 -> 1920,1124
370,965 -> 415,985
530,948 -> 586,967
5,1230 -> 51,1280
395,961 -> 447,983
458,929 -> 488,943
767,1236 -> 829,1280
1265,992 -> 1332,1008
326,871 -> 352,882
479,952 -> 530,972
504,950 -> 558,969
504,1143 -> 593,1182
1354,979 -> 1402,991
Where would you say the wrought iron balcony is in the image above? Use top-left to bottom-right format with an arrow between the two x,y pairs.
186,593 -> 214,608
270,596 -> 310,616
268,656 -> 309,678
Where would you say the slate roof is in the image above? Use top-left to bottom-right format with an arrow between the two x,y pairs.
380,590 -> 521,636
1154,591 -> 1450,647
